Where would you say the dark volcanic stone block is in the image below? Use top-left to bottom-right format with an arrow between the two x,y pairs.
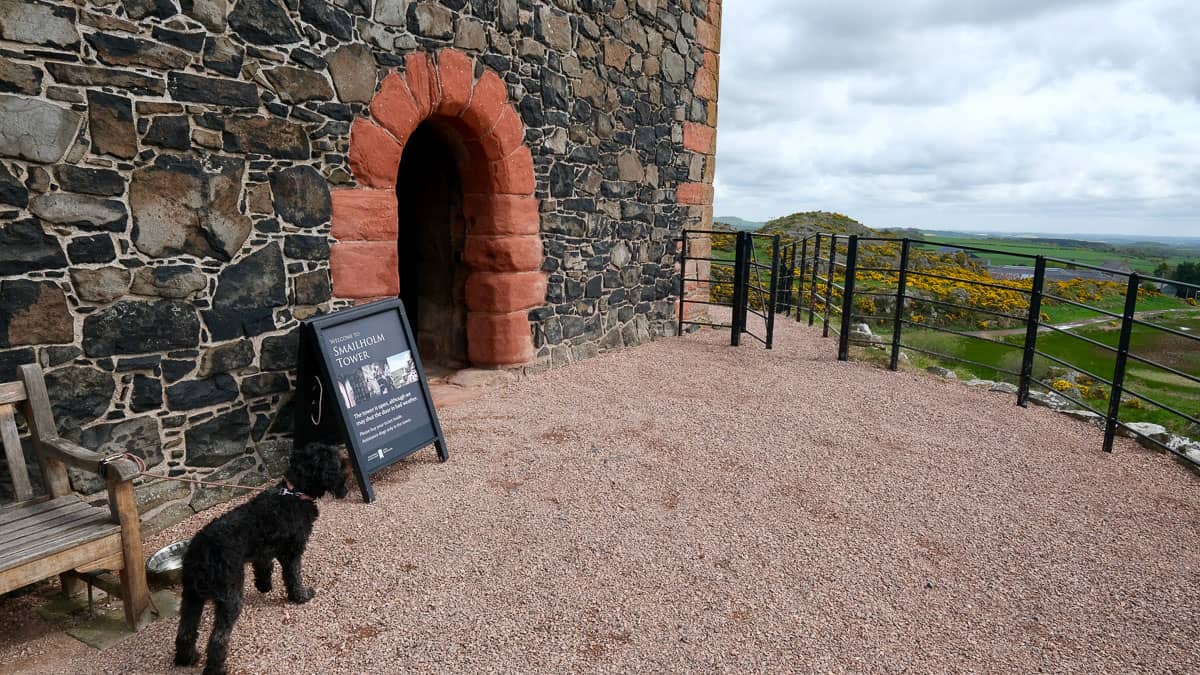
166,374 -> 239,410
67,234 -> 116,264
203,36 -> 245,77
229,0 -> 301,45
0,348 -> 35,381
143,115 -> 190,150
0,219 -> 67,273
162,359 -> 195,383
294,269 -> 330,305
185,406 -> 251,467
82,300 -> 200,357
168,72 -> 259,107
299,0 -> 353,40
86,33 -> 191,70
270,165 -> 330,228
199,339 -> 254,375
283,234 -> 330,260
80,415 -> 162,465
45,365 -> 115,430
224,116 -> 309,159
53,166 -> 124,197
42,345 -> 81,368
131,374 -> 163,413
116,355 -> 161,372
121,0 -> 177,20
0,163 -> 27,207
215,244 -> 287,313
241,372 -> 290,397
204,243 -> 286,339
152,26 -> 206,52
260,330 -> 297,371
45,63 -> 164,96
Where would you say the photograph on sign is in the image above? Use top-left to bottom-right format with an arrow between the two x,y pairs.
388,351 -> 418,388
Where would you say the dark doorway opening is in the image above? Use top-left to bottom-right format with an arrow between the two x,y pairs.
396,122 -> 469,371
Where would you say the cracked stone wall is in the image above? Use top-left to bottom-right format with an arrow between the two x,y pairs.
0,0 -> 721,529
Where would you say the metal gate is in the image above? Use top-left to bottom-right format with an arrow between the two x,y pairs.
677,229 -> 786,349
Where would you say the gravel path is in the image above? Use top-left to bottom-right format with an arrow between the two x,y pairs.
3,320 -> 1199,673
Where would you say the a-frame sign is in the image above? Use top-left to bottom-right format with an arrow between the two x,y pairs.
294,298 -> 448,502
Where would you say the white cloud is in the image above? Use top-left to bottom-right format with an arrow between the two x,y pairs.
713,0 -> 1200,236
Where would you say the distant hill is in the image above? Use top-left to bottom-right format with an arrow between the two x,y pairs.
877,227 -> 925,239
713,216 -> 765,231
759,211 -> 876,240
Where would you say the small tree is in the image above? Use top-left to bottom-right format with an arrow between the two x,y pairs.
1170,261 -> 1200,298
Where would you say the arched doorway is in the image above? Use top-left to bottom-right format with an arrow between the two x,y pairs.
397,122 -> 469,370
330,49 -> 546,368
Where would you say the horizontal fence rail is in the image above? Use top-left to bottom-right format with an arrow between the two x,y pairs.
770,232 -> 1200,468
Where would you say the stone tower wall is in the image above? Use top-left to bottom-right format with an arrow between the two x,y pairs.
0,0 -> 721,528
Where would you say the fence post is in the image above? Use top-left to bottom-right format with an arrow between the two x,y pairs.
766,235 -> 781,349
730,231 -> 747,347
837,235 -> 859,361
796,237 -> 808,323
787,242 -> 798,315
777,242 -> 795,316
809,233 -> 821,326
1017,256 -> 1047,407
822,234 -> 836,338
677,230 -> 688,337
1103,273 -> 1141,452
888,238 -> 911,371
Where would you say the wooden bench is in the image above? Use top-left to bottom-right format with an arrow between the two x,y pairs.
0,364 -> 151,630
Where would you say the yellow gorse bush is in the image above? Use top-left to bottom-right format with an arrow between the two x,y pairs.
702,234 -> 1160,329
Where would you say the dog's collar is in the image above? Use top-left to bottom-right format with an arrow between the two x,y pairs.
279,480 -> 315,501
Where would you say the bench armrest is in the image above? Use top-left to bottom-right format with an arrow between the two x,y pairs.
41,437 -> 140,482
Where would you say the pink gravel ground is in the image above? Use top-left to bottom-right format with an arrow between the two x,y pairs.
2,319 -> 1199,673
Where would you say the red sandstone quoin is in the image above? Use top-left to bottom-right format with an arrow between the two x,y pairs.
331,48 -> 546,367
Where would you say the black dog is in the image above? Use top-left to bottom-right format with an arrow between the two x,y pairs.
174,442 -> 349,675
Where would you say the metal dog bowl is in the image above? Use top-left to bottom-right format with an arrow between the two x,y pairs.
146,540 -> 189,587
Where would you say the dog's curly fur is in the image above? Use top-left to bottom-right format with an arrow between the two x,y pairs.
173,442 -> 349,675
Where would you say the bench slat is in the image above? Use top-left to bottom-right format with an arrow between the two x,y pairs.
0,500 -> 98,541
0,533 -> 122,596
0,382 -> 26,406
0,404 -> 32,502
0,512 -> 120,568
0,494 -> 81,521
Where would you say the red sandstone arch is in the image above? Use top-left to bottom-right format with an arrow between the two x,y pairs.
330,49 -> 545,367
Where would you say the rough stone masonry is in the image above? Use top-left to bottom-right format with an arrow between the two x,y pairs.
0,0 -> 721,528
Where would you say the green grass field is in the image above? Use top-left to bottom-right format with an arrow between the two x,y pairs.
1040,294 -> 1190,325
925,235 -> 1193,274
896,311 -> 1200,435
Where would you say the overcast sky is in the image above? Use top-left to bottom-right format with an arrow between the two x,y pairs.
712,0 -> 1200,237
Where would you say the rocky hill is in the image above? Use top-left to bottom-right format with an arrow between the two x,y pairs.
758,211 -> 877,241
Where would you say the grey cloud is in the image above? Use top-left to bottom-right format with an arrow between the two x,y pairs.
713,0 -> 1200,235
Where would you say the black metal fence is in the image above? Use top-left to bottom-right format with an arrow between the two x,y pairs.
775,233 -> 1200,467
677,229 -> 780,349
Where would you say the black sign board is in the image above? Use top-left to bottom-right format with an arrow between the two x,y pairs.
294,298 -> 447,502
